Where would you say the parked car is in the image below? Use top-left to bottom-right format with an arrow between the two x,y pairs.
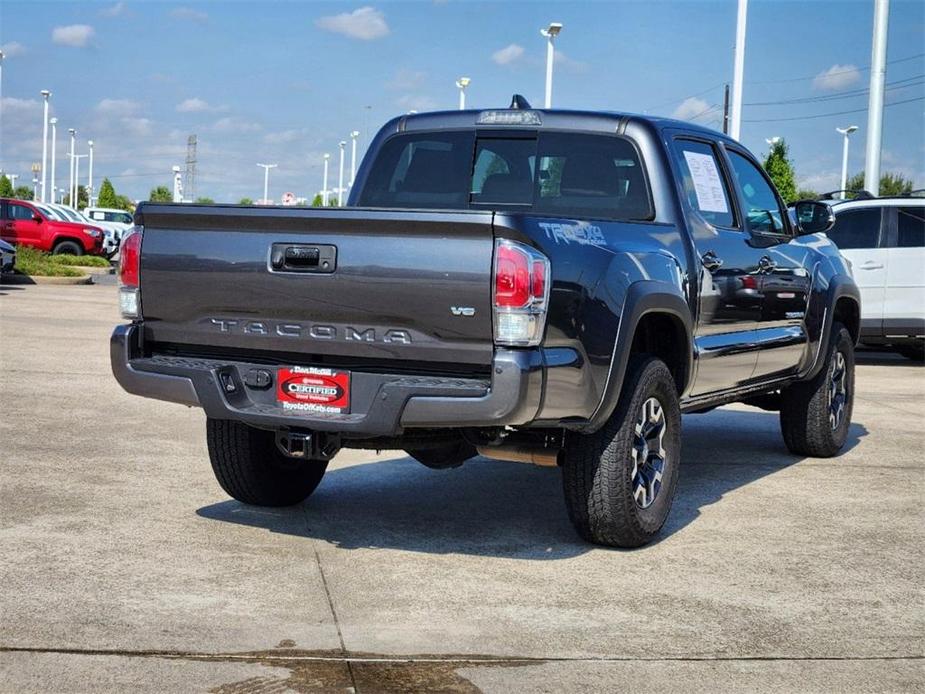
0,198 -> 105,255
41,203 -> 121,258
111,101 -> 859,548
84,206 -> 134,253
816,195 -> 924,361
0,238 -> 15,275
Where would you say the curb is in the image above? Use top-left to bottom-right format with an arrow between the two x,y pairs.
1,273 -> 93,286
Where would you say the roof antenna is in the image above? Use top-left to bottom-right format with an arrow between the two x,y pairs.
509,94 -> 531,110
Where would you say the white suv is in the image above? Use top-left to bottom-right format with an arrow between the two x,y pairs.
824,195 -> 924,360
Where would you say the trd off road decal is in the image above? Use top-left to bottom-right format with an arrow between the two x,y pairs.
277,367 -> 350,413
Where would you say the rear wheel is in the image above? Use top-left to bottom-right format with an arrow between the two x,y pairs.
894,342 -> 924,362
779,322 -> 854,457
206,419 -> 328,506
562,356 -> 681,548
52,240 -> 83,256
405,441 -> 477,469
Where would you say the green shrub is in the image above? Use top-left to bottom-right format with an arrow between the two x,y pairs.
13,246 -> 88,277
50,254 -> 111,267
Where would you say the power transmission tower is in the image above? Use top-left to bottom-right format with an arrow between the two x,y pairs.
185,134 -> 197,201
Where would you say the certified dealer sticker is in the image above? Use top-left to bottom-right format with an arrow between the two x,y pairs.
276,366 -> 350,414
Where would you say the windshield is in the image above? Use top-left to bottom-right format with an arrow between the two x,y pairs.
358,131 -> 652,221
53,206 -> 82,223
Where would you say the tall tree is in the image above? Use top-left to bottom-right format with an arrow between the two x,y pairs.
149,186 -> 172,202
238,197 -> 254,206
114,194 -> 136,212
96,178 -> 118,208
0,175 -> 13,197
762,139 -> 797,204
845,171 -> 914,197
311,194 -> 323,207
63,185 -> 89,208
13,185 -> 34,201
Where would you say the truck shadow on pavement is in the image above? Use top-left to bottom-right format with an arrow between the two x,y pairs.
197,408 -> 867,558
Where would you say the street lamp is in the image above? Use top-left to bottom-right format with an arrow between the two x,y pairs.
337,141 -> 346,207
49,118 -> 58,203
322,154 -> 330,206
73,153 -> 87,208
87,140 -> 94,207
67,128 -> 76,207
836,125 -> 859,198
456,77 -> 470,110
40,90 -> 50,202
349,130 -> 360,188
257,163 -> 277,205
540,22 -> 562,109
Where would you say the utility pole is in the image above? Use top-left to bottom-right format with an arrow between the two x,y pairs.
185,135 -> 197,201
456,77 -> 470,110
722,84 -> 730,134
257,163 -> 277,204
322,154 -> 330,206
87,140 -> 94,207
730,0 -> 748,140
864,0 -> 889,196
72,154 -> 86,208
337,141 -> 346,207
837,126 -> 859,198
67,129 -> 76,207
540,23 -> 562,109
40,90 -> 50,202
349,130 -> 359,188
49,118 -> 58,203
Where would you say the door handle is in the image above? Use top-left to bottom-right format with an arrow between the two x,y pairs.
701,251 -> 723,272
858,261 -> 884,270
758,256 -> 778,272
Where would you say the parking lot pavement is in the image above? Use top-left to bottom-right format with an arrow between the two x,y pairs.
1,283 -> 923,693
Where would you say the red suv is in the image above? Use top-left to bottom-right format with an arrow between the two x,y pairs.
0,198 -> 105,255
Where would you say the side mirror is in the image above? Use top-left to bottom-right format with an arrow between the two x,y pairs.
32,213 -> 43,223
791,200 -> 834,236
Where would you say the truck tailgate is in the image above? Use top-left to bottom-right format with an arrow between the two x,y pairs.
138,206 -> 495,368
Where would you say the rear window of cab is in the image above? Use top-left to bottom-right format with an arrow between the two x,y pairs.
358,131 -> 653,222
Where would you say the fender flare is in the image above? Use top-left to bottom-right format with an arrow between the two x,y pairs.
803,274 -> 861,380
583,280 -> 693,433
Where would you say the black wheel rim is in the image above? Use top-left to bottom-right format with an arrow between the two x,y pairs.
632,397 -> 667,509
828,350 -> 848,431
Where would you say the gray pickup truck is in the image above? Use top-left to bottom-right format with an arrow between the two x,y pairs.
112,101 -> 860,547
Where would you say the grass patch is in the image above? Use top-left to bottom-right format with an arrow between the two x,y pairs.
14,246 -> 88,278
50,254 -> 111,268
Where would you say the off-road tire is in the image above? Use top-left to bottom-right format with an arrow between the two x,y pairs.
562,356 -> 681,548
405,442 -> 477,469
779,322 -> 854,457
206,419 -> 328,506
52,240 -> 83,256
894,342 -> 924,362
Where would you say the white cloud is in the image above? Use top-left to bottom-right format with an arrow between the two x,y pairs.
96,98 -> 140,116
1,41 -> 26,57
315,6 -> 389,40
263,129 -> 306,145
101,2 -> 126,17
175,98 -> 225,113
672,96 -> 715,121
492,43 -> 524,66
212,117 -> 262,134
386,69 -> 426,91
397,94 -> 439,112
121,117 -> 153,137
556,51 -> 588,74
170,7 -> 208,23
52,24 -> 95,48
812,64 -> 861,91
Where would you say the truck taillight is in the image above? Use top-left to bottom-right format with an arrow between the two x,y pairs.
493,239 -> 550,347
118,225 -> 143,319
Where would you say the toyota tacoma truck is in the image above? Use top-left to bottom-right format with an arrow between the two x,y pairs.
112,100 -> 860,547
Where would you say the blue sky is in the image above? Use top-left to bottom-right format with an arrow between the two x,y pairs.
1,0 -> 923,202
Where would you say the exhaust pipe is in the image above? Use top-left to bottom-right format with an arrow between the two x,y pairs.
477,445 -> 560,467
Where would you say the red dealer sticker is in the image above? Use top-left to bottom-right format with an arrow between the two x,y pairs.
277,367 -> 350,414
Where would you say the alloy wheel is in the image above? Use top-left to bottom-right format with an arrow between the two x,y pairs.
632,397 -> 667,509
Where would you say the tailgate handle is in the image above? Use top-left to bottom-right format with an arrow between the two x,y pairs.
270,243 -> 336,273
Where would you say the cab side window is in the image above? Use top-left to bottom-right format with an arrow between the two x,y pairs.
9,203 -> 36,221
828,208 -> 881,249
672,140 -> 735,228
726,151 -> 785,235
897,207 -> 925,248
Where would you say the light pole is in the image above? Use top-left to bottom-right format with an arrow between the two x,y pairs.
257,163 -> 277,204
87,140 -> 94,207
456,77 -> 470,110
337,141 -> 346,207
836,125 -> 859,198
864,0 -> 889,195
73,154 -> 87,208
540,22 -> 562,109
67,128 -> 76,207
8,174 -> 19,190
40,90 -> 50,202
730,0 -> 748,140
322,154 -> 330,206
349,130 -> 359,188
49,118 -> 58,203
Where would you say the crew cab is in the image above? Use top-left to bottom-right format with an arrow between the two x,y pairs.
112,102 -> 860,547
0,198 -> 105,255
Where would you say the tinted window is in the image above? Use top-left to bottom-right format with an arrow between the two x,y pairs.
828,208 -> 881,249
358,130 -> 651,220
672,140 -> 735,228
726,151 -> 785,234
897,207 -> 925,248
9,203 -> 36,221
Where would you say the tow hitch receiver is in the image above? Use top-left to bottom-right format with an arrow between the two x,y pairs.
275,430 -> 340,460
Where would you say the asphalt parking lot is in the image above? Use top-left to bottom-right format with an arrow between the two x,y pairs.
1,282 -> 923,693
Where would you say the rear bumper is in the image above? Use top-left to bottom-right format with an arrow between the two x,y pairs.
110,324 -> 544,437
